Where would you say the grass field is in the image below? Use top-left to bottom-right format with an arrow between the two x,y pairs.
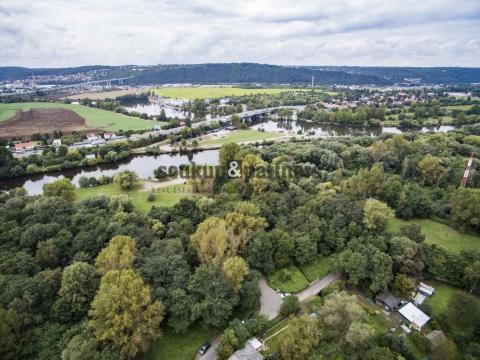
65,88 -> 142,100
142,324 -> 218,360
387,218 -> 480,253
198,129 -> 282,146
425,280 -> 480,336
153,86 -> 301,99
299,256 -> 335,282
75,182 -> 193,211
267,265 -> 310,293
0,102 -> 156,131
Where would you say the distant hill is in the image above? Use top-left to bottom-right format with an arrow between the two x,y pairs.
1,63 -> 480,85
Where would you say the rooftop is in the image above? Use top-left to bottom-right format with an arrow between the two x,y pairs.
398,302 -> 430,329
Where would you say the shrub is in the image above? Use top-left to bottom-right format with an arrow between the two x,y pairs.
279,295 -> 299,318
147,192 -> 156,202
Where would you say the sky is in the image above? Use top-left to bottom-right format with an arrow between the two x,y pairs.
0,0 -> 479,68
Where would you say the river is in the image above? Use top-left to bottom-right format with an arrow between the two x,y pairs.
1,120 -> 476,195
0,150 -> 219,195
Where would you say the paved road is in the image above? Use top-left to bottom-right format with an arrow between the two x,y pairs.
196,335 -> 221,360
259,277 -> 283,320
198,273 -> 341,360
297,273 -> 342,302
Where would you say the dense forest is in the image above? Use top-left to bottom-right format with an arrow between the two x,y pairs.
2,63 -> 480,85
1,126 -> 480,359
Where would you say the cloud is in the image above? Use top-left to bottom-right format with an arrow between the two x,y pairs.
0,0 -> 479,67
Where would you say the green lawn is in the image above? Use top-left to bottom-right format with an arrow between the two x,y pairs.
0,102 -> 158,131
198,129 -> 282,146
153,86 -> 300,99
299,256 -> 335,282
425,280 -> 480,338
387,218 -> 480,253
75,182 -> 194,212
142,324 -> 218,360
267,265 -> 310,293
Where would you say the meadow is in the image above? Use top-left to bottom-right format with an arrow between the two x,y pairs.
75,182 -> 194,212
153,86 -> 301,99
198,129 -> 282,146
0,102 -> 156,131
388,218 -> 480,253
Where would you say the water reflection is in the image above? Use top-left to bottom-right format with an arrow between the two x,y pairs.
0,150 -> 219,195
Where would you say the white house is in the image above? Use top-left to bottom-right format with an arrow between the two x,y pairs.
103,132 -> 116,140
398,302 -> 430,331
86,133 -> 98,142
52,139 -> 62,147
85,154 -> 96,160
418,282 -> 435,296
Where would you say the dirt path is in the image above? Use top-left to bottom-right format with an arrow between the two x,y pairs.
141,177 -> 186,191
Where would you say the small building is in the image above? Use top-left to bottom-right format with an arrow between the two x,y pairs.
413,292 -> 427,306
229,338 -> 263,360
418,282 -> 435,296
427,330 -> 447,350
15,142 -> 36,151
85,154 -> 96,160
86,133 -> 98,142
376,292 -> 401,312
398,302 -> 430,331
52,139 -> 62,147
103,132 -> 116,140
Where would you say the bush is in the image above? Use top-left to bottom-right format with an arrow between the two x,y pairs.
147,192 -> 156,202
78,176 -> 90,188
114,170 -> 138,190
279,269 -> 291,282
279,295 -> 299,318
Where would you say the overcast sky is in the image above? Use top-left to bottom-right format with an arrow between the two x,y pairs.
1,0 -> 479,68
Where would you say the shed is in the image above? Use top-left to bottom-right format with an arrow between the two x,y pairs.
413,292 -> 427,306
376,292 -> 401,312
228,342 -> 263,360
398,302 -> 430,331
418,282 -> 435,296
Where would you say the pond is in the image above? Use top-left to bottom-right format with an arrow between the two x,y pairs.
0,150 -> 219,195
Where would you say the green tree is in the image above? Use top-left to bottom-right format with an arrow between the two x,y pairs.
418,154 -> 444,185
222,256 -> 249,292
452,188 -> 480,233
188,265 -> 239,327
190,217 -> 232,265
280,315 -> 319,360
363,198 -> 394,231
58,262 -> 99,320
89,269 -> 164,359
0,308 -> 21,360
464,261 -> 480,294
113,170 -> 138,190
43,178 -> 76,202
280,295 -> 299,317
345,321 -> 374,349
216,328 -> 238,360
391,273 -> 415,298
95,236 -> 136,275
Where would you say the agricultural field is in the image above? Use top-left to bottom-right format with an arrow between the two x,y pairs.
75,182 -> 194,212
198,129 -> 282,146
64,88 -> 144,100
0,102 -> 156,137
153,86 -> 301,99
388,218 -> 480,253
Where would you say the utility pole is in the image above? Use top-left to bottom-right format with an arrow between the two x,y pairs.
460,152 -> 475,187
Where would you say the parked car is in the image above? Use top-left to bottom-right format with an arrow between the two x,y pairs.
198,342 -> 211,355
